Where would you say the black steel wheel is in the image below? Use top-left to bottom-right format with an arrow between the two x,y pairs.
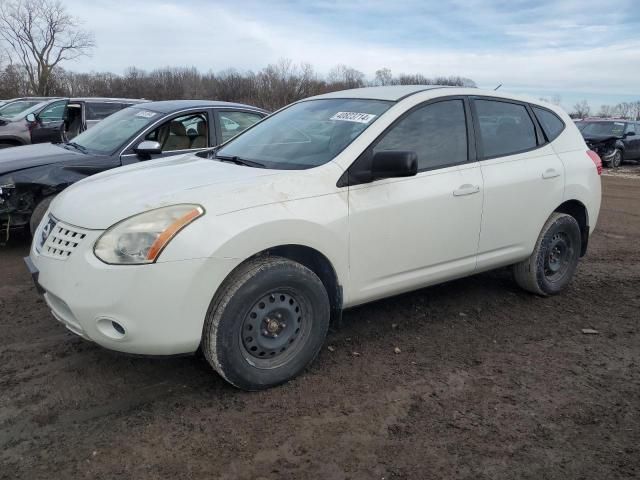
513,212 -> 581,296
202,256 -> 330,390
240,291 -> 309,368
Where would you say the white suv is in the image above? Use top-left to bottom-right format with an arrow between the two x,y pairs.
27,86 -> 602,390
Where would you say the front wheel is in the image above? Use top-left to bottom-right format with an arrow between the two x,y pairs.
30,195 -> 56,236
202,256 -> 330,390
609,149 -> 623,168
513,213 -> 582,296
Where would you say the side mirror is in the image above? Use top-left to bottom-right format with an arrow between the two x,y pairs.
135,140 -> 162,157
25,113 -> 37,123
625,131 -> 636,137
371,151 -> 418,181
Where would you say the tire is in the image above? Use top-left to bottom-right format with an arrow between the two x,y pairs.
513,212 -> 582,296
202,256 -> 330,390
30,195 -> 56,236
0,142 -> 16,149
609,149 -> 623,168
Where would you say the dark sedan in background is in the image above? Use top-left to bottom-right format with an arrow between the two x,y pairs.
580,120 -> 640,168
0,100 -> 267,237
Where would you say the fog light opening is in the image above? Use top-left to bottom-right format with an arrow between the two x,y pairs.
96,317 -> 127,340
111,321 -> 125,335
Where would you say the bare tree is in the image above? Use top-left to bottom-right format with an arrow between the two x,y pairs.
615,102 -> 631,119
573,100 -> 590,118
374,68 -> 393,86
327,64 -> 366,89
598,105 -> 614,118
0,0 -> 95,95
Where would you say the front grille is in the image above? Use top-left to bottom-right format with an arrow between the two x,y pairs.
41,221 -> 88,259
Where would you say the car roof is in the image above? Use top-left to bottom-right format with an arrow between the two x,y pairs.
68,97 -> 149,103
304,85 -> 551,107
307,85 -> 452,101
130,99 -> 268,114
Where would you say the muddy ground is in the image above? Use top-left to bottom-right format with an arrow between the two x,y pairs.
1,172 -> 639,480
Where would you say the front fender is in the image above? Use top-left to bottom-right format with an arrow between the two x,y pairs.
160,193 -> 351,300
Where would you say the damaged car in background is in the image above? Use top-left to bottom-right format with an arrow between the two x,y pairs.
580,120 -> 640,168
0,100 -> 267,240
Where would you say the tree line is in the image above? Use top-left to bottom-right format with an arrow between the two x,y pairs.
0,1 -> 475,111
571,99 -> 640,120
0,60 -> 476,111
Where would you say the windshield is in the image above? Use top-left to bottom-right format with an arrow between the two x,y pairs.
582,121 -> 626,137
72,106 -> 162,155
0,100 -> 44,119
216,98 -> 392,169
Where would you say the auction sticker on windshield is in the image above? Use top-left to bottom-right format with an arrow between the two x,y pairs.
135,110 -> 157,119
330,112 -> 377,124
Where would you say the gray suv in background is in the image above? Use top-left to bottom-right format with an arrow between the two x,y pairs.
0,97 -> 148,148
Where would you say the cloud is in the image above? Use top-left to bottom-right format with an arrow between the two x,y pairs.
61,0 -> 640,108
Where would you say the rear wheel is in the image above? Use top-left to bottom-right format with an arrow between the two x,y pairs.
30,195 -> 56,236
0,142 -> 17,149
202,256 -> 330,390
513,213 -> 581,296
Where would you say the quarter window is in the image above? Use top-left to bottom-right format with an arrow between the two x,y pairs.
533,107 -> 565,142
219,111 -> 263,143
373,99 -> 468,170
475,100 -> 537,158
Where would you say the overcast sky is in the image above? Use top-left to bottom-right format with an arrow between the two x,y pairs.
62,0 -> 640,111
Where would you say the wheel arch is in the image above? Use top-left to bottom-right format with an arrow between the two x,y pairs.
0,137 -> 26,147
239,244 -> 343,327
554,199 -> 589,256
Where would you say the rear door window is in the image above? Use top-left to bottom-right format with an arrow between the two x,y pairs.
532,107 -> 565,142
373,99 -> 468,170
474,99 -> 537,158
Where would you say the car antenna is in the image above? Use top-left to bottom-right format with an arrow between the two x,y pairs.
494,83 -> 502,91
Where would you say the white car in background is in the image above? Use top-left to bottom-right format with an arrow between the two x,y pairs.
27,85 -> 602,390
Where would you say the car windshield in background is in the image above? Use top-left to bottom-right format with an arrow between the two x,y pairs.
72,107 -> 161,155
216,99 -> 392,169
0,100 -> 44,119
581,122 -> 626,137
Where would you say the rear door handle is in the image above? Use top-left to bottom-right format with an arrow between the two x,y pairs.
542,168 -> 561,179
453,184 -> 480,196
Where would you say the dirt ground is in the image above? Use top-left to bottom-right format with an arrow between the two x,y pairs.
1,172 -> 638,480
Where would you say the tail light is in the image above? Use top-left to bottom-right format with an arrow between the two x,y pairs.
587,150 -> 602,175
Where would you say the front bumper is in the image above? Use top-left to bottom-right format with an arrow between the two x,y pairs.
28,219 -> 241,355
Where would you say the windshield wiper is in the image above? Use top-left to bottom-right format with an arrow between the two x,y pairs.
214,154 -> 265,168
65,142 -> 88,154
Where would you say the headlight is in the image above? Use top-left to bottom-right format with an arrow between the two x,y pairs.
94,204 -> 204,264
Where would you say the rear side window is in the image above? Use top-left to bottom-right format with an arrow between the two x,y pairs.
475,99 -> 537,158
533,107 -> 565,141
86,102 -> 125,121
373,99 -> 468,170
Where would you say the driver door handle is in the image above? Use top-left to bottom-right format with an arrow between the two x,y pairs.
453,184 -> 480,196
542,168 -> 561,179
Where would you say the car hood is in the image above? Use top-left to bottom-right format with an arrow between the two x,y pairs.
0,143 -> 84,176
582,133 -> 621,144
51,154 -> 301,229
